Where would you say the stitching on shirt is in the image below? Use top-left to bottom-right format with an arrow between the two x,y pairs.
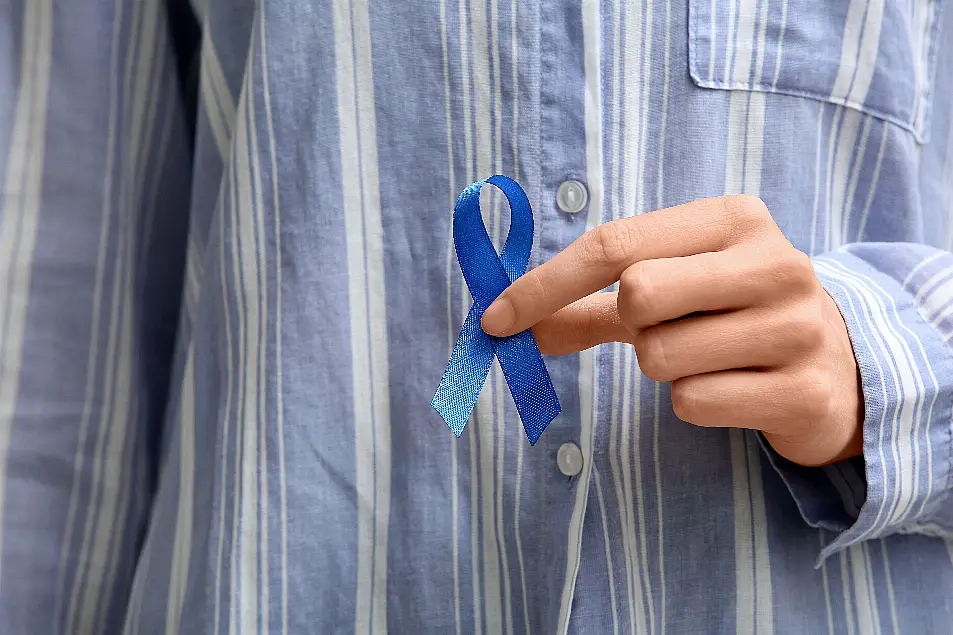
689,75 -> 924,143
917,0 -> 945,144
896,522 -> 953,539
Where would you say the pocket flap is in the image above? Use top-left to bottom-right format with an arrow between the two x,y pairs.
688,0 -> 943,142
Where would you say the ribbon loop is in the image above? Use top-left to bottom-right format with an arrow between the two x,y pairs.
432,175 -> 561,445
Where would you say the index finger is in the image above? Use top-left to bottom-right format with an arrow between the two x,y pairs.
481,195 -> 761,336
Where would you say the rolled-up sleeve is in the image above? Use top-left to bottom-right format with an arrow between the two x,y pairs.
764,242 -> 953,566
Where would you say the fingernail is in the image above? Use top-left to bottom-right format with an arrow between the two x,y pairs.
482,296 -> 515,335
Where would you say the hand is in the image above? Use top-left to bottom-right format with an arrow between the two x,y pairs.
481,195 -> 864,467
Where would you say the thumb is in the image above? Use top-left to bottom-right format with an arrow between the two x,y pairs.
531,292 -> 635,355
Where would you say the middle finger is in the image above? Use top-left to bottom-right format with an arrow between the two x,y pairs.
634,306 -> 820,382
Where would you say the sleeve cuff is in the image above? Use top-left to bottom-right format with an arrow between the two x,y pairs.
765,246 -> 953,566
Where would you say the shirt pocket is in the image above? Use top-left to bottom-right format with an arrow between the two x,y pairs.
688,0 -> 943,142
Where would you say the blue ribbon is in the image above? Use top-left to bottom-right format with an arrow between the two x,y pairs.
432,175 -> 561,445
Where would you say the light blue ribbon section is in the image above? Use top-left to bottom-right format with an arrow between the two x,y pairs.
432,175 -> 561,445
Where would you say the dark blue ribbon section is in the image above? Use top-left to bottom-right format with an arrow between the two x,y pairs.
432,175 -> 561,445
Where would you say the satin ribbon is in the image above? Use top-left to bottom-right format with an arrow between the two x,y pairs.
432,175 -> 561,445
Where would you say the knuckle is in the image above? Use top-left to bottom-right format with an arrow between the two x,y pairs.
737,194 -> 771,220
670,380 -> 695,422
781,316 -> 820,354
785,298 -> 828,352
619,263 -> 656,323
721,194 -> 773,235
797,318 -> 827,352
771,249 -> 817,295
634,331 -> 669,380
589,220 -> 636,267
718,195 -> 743,217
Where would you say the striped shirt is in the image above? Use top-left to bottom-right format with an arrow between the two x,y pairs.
1,0 -> 953,633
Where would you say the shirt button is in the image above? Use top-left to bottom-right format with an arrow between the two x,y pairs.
556,179 -> 588,214
556,442 -> 584,477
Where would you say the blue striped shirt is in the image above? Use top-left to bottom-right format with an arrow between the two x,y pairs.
1,0 -> 953,633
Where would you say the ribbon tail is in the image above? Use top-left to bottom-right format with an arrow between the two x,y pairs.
432,306 -> 494,436
493,329 -> 561,445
